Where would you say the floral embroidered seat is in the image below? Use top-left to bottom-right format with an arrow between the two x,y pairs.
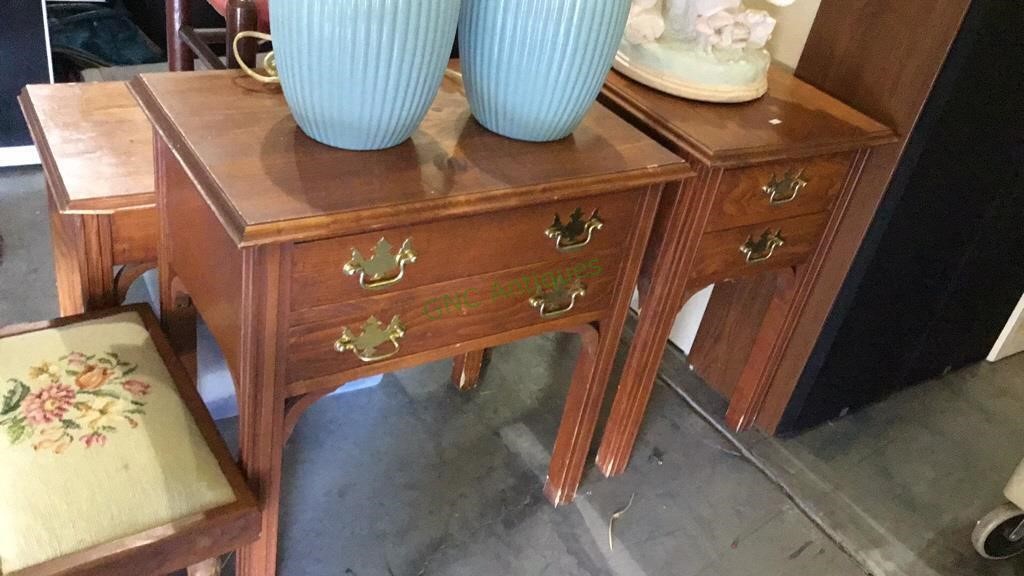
0,306 -> 258,576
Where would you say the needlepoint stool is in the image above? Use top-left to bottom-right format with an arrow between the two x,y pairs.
0,305 -> 258,576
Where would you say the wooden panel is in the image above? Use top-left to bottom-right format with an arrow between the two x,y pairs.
601,68 -> 895,168
287,252 -> 617,383
749,0 -> 973,432
18,82 -> 154,214
705,152 -> 852,232
159,139 -> 246,380
690,212 -> 829,284
688,274 -> 780,398
291,190 -> 637,310
128,70 -> 692,246
109,207 -> 159,264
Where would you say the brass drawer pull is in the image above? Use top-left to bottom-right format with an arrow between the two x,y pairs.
529,279 -> 587,318
343,238 -> 417,290
740,230 -> 785,264
762,169 -> 807,205
545,208 -> 603,252
334,315 -> 406,363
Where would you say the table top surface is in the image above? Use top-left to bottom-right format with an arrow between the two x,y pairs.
603,67 -> 896,167
130,70 -> 692,247
20,82 -> 155,214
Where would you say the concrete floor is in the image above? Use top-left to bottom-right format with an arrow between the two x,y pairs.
669,340 -> 1024,576
9,161 -> 1019,575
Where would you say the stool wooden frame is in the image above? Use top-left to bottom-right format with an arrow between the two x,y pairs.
0,305 -> 260,576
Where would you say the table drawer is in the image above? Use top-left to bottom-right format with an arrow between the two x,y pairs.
286,252 -> 618,383
290,191 -> 640,310
690,212 -> 829,283
705,153 -> 851,232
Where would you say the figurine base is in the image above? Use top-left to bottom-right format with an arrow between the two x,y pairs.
613,40 -> 769,103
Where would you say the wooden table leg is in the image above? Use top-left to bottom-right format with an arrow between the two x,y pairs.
187,557 -> 222,576
451,349 -> 487,391
547,182 -> 668,502
46,186 -> 119,315
159,266 -> 198,380
724,267 -> 799,431
234,245 -> 288,576
46,189 -> 87,315
544,324 -> 600,505
595,179 -> 706,477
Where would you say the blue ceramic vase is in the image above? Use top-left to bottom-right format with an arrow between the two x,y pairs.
270,0 -> 461,150
459,0 -> 631,142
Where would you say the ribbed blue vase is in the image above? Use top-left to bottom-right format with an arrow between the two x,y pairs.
271,0 -> 461,150
459,0 -> 631,142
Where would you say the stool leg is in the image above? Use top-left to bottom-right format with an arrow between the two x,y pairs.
187,557 -> 221,576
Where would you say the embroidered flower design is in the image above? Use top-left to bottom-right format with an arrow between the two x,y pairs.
78,397 -> 126,430
33,427 -> 73,454
75,364 -> 114,391
28,362 -> 61,383
65,352 -> 88,368
81,432 -> 107,448
22,383 -> 76,425
122,380 -> 151,397
0,351 -> 150,453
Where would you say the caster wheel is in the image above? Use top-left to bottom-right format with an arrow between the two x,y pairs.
973,502 -> 1024,559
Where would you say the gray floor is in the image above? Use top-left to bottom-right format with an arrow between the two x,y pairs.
9,161 -> 1021,575
669,342 -> 1024,576
0,166 -> 58,323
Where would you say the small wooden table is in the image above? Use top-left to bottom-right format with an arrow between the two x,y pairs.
595,68 -> 896,475
19,82 -> 158,315
130,70 -> 691,576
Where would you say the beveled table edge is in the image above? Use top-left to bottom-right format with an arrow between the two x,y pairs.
601,71 -> 899,169
18,85 -> 157,215
129,74 -> 694,248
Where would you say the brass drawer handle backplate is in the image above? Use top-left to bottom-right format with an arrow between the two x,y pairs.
545,208 -> 603,252
344,237 -> 417,290
334,315 -> 406,363
529,279 -> 587,318
740,230 -> 785,264
762,169 -> 807,205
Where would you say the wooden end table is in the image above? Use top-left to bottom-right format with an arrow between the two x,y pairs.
19,82 -> 158,316
594,68 -> 896,475
129,70 -> 691,576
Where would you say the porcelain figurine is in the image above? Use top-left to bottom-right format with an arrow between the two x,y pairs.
616,0 -> 795,102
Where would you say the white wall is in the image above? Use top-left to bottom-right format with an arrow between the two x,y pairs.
750,0 -> 823,69
664,0 -> 822,354
988,294 -> 1024,362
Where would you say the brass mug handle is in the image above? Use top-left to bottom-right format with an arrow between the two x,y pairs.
334,315 -> 406,363
740,230 -> 785,264
762,170 -> 807,205
545,208 -> 604,252
529,280 -> 587,318
343,238 -> 418,291
233,31 -> 278,84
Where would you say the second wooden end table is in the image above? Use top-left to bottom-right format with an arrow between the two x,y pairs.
595,68 -> 895,475
130,70 -> 691,576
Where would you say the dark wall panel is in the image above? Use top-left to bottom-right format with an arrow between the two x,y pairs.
0,0 -> 51,147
